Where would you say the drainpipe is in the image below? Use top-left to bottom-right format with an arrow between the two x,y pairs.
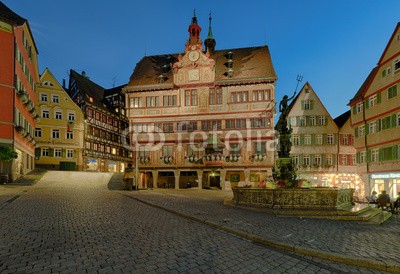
361,96 -> 370,192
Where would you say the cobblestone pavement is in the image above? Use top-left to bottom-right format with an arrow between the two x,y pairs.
125,188 -> 400,273
0,172 -> 393,273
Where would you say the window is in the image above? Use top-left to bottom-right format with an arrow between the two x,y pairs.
51,95 -> 59,103
304,135 -> 311,145
327,134 -> 334,145
358,125 -> 365,137
369,95 -> 377,107
54,148 -> 62,158
292,155 -> 299,166
40,93 -> 48,102
250,118 -> 270,128
394,59 -> 400,72
225,119 -> 246,129
178,121 -> 197,131
201,120 -> 221,130
162,123 -> 173,132
68,112 -> 75,121
318,116 -> 326,126
146,96 -> 159,107
302,99 -> 313,110
360,151 -> 366,163
231,91 -> 248,103
162,145 -> 173,156
52,129 -> 60,139
112,148 -> 116,155
316,134 -> 323,145
371,149 -> 379,162
209,88 -> 222,105
314,155 -> 321,165
382,67 -> 391,77
139,146 -> 149,157
185,89 -> 197,106
66,149 -> 74,158
340,155 -> 347,166
229,143 -> 241,154
41,148 -> 49,157
356,102 -> 363,113
66,132 -> 73,139
42,110 -> 49,119
303,155 -> 310,165
35,128 -> 42,138
292,135 -> 300,146
163,95 -> 177,106
55,111 -> 62,120
129,97 -> 143,108
397,113 -> 400,127
388,85 -> 398,99
342,135 -> 349,145
252,90 -> 271,101
309,116 -> 316,126
298,116 -> 306,127
326,154 -> 333,165
369,121 -> 376,134
254,142 -> 266,154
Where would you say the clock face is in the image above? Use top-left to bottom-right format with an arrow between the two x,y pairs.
188,50 -> 200,62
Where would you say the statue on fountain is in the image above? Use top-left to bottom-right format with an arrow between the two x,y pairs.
273,91 -> 297,185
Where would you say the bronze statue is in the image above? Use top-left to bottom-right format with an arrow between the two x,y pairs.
279,91 -> 296,121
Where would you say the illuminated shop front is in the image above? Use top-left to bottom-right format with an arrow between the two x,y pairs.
297,173 -> 364,197
370,172 -> 400,199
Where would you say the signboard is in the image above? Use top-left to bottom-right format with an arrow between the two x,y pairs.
370,173 -> 400,179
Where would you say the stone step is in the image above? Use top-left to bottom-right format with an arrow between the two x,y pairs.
366,210 -> 393,224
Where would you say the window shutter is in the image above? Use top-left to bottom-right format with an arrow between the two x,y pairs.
310,100 -> 314,110
332,155 -> 337,165
382,69 -> 386,77
365,99 -> 370,109
49,148 -> 54,157
301,100 -> 305,110
366,150 -> 371,163
299,154 -> 304,165
311,134 -> 316,145
391,114 -> 397,128
356,152 -> 360,164
310,155 -> 315,165
352,105 -> 356,115
300,135 -> 305,145
62,149 -> 66,158
377,92 -> 381,104
365,123 -> 369,135
376,119 -> 381,132
392,145 -> 398,160
321,133 -> 326,144
306,116 -> 310,126
355,127 -> 358,138
35,148 -> 41,159
379,148 -> 384,161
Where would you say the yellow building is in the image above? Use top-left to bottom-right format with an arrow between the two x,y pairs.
287,83 -> 362,195
349,22 -> 400,198
34,68 -> 84,170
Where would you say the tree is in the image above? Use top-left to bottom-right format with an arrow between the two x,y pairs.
0,146 -> 18,161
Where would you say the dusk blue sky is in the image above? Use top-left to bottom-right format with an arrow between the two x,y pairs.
4,0 -> 400,118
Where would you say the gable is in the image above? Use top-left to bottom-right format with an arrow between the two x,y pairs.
288,82 -> 337,131
378,23 -> 400,66
39,68 -> 64,90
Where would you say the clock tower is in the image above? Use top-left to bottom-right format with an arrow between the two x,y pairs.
188,10 -> 201,45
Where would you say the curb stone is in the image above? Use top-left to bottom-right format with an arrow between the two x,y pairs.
122,192 -> 399,273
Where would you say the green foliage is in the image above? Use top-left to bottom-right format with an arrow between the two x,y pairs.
0,146 -> 18,161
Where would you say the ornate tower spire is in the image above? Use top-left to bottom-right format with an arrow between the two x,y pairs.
204,12 -> 216,53
188,9 -> 202,45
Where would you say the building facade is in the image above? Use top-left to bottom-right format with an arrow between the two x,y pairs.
0,2 -> 39,181
124,13 -> 277,190
288,83 -> 361,194
68,70 -> 131,172
349,23 -> 400,198
35,68 -> 84,170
